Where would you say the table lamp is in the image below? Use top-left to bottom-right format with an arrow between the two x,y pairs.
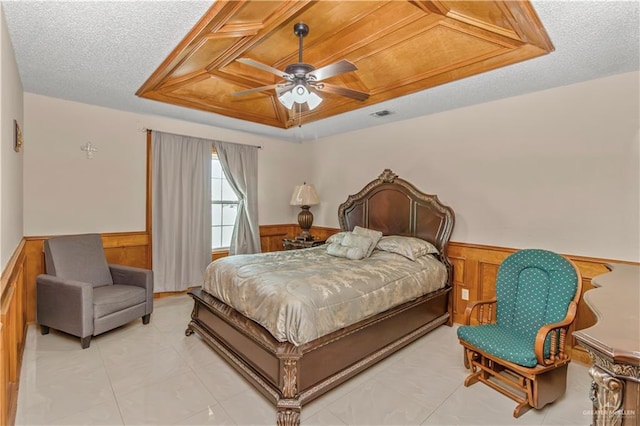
290,183 -> 320,240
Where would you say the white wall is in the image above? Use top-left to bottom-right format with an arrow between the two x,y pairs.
0,4 -> 24,269
23,94 -> 313,236
21,72 -> 640,262
309,71 -> 640,262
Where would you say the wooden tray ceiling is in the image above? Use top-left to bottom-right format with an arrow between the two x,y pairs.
137,0 -> 553,130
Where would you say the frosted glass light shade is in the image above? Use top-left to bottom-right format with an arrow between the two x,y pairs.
278,84 -> 323,111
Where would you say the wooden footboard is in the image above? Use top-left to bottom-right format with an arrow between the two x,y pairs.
186,285 -> 451,425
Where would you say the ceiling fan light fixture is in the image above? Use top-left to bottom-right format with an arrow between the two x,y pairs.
305,89 -> 323,110
278,84 -> 323,110
291,84 -> 309,102
278,89 -> 295,109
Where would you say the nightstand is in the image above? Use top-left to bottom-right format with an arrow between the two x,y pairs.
282,238 -> 326,250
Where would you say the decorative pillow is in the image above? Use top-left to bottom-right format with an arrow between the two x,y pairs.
326,242 -> 366,260
341,233 -> 375,256
352,226 -> 383,257
326,232 -> 349,245
376,235 -> 439,261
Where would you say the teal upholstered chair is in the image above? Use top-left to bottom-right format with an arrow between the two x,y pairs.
457,249 -> 582,417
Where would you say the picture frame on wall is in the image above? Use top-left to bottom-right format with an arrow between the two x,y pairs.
14,119 -> 23,152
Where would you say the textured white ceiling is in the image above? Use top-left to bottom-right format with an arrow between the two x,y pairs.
2,1 -> 639,143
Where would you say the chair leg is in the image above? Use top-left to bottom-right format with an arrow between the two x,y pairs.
463,348 -> 482,387
40,325 -> 50,335
514,400 -> 533,418
142,314 -> 151,324
80,336 -> 91,349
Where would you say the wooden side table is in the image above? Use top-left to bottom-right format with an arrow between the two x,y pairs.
282,238 -> 325,250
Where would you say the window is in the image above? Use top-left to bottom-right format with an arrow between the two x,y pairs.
211,151 -> 238,250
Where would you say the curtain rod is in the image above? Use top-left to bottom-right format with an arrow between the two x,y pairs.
142,128 -> 263,149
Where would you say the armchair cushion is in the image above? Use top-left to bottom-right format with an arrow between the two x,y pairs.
93,285 -> 146,318
457,324 -> 539,367
44,234 -> 113,287
496,249 -> 578,338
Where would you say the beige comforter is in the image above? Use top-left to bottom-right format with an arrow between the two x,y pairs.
202,245 -> 447,346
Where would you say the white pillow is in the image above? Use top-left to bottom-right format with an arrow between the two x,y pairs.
352,226 -> 383,257
376,235 -> 439,261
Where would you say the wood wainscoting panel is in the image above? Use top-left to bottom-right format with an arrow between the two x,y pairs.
478,261 -> 500,301
259,224 -> 295,254
1,286 -> 16,426
0,320 -> 5,426
101,233 -> 150,269
1,239 -> 28,426
450,257 -> 466,318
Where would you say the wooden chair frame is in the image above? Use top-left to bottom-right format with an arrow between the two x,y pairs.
459,258 -> 582,418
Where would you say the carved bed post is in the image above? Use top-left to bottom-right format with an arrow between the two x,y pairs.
276,402 -> 301,426
277,357 -> 302,426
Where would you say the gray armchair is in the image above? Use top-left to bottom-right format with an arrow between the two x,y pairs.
36,234 -> 153,349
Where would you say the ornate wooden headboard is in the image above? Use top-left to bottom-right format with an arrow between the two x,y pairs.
338,169 -> 455,274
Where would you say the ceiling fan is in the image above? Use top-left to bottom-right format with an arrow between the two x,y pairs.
233,22 -> 369,111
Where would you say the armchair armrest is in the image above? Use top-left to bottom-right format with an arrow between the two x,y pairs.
463,298 -> 497,325
109,264 -> 154,314
534,301 -> 578,365
36,274 -> 94,338
109,264 -> 152,288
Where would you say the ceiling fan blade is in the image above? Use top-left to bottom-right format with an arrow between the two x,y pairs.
315,83 -> 369,102
232,84 -> 281,97
307,60 -> 358,82
275,83 -> 294,97
236,58 -> 291,80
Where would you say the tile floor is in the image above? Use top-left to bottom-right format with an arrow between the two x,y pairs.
16,294 -> 593,425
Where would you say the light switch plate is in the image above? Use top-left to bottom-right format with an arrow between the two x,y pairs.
461,288 -> 469,301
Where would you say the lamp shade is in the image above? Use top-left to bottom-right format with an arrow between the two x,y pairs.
290,183 -> 320,206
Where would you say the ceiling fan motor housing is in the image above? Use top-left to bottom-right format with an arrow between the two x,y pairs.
284,63 -> 315,79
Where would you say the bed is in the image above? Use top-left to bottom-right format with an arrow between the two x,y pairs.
186,169 -> 455,425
